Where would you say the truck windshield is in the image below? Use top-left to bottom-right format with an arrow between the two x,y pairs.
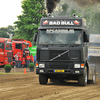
38,29 -> 82,44
0,42 -> 4,49
15,43 -> 22,50
5,42 -> 12,50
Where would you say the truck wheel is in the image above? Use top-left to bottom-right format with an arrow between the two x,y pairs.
78,66 -> 87,86
39,74 -> 48,84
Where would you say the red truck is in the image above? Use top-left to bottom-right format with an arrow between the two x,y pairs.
0,38 -> 14,66
12,39 -> 32,67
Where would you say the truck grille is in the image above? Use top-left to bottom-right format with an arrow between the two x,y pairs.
8,57 -> 12,62
50,50 -> 68,61
7,52 -> 13,57
46,62 -> 74,69
40,50 -> 81,61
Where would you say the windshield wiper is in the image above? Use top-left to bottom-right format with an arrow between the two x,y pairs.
50,50 -> 69,61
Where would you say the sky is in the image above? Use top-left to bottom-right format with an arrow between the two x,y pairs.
0,0 -> 23,28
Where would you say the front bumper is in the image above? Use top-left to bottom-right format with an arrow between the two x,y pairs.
36,68 -> 84,75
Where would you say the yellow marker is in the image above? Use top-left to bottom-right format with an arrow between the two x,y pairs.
96,73 -> 98,75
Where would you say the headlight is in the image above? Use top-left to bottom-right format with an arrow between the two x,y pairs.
74,64 -> 80,68
39,64 -> 45,68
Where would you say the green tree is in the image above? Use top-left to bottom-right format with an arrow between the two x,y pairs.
14,0 -> 46,41
0,25 -> 15,38
0,27 -> 9,38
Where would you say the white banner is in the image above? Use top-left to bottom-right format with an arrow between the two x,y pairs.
88,49 -> 100,56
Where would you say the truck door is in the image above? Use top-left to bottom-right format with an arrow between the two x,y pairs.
0,42 -> 4,63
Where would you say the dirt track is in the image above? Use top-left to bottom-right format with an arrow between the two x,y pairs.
0,68 -> 100,100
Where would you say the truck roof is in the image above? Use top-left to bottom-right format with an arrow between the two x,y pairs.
12,41 -> 24,44
12,39 -> 32,47
39,17 -> 87,30
0,38 -> 11,42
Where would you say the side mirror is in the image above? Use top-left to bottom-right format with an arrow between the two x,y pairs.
83,32 -> 89,42
33,33 -> 37,43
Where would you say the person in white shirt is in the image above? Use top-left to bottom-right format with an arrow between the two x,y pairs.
14,53 -> 18,67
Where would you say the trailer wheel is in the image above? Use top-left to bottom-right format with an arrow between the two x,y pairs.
78,66 -> 87,86
39,74 -> 48,84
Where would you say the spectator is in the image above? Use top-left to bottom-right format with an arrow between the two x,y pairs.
78,34 -> 81,42
30,54 -> 34,63
14,53 -> 18,67
75,34 -> 82,44
26,53 -> 31,67
18,52 -> 22,68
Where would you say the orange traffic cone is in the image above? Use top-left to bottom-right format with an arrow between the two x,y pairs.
24,68 -> 27,74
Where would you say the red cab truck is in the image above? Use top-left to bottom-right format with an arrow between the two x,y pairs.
0,38 -> 14,66
12,39 -> 32,67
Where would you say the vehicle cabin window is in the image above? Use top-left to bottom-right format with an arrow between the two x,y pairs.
15,44 -> 22,49
5,43 -> 12,50
23,44 -> 29,49
39,29 -> 82,44
0,43 -> 3,49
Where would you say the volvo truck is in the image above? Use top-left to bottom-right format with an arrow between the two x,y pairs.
34,14 -> 96,86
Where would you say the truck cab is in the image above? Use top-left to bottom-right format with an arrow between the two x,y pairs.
34,16 -> 95,86
0,38 -> 13,66
12,40 -> 30,66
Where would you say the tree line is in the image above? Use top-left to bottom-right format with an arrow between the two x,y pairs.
0,0 -> 100,42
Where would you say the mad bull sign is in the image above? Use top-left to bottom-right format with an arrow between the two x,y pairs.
43,20 -> 80,26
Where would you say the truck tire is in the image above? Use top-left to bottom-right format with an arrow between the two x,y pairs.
78,66 -> 87,86
39,74 -> 48,84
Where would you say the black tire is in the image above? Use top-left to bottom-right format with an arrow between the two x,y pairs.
39,74 -> 48,84
78,66 -> 88,86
